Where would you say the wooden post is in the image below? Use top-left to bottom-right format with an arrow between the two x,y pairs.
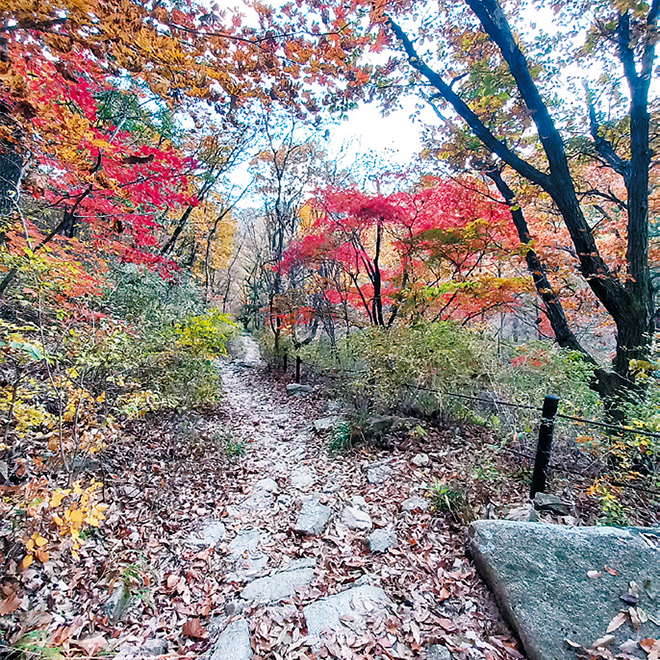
530,395 -> 559,500
295,356 -> 301,384
283,351 -> 288,373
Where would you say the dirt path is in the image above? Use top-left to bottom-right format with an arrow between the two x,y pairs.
190,335 -> 522,660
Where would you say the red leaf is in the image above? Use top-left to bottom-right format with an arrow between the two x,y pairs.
182,618 -> 208,639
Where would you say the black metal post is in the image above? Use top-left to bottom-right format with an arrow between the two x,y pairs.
529,395 -> 559,499
295,356 -> 301,384
283,351 -> 288,373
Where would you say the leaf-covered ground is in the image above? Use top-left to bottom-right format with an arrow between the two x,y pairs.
2,336 -> 533,660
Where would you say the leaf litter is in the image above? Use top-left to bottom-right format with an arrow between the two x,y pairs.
0,354 -> 527,660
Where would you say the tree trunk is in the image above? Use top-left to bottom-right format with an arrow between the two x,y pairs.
161,206 -> 193,256
0,147 -> 22,214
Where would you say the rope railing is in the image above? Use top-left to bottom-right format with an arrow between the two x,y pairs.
283,357 -> 658,497
402,381 -> 660,440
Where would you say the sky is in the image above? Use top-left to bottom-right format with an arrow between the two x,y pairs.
324,100 -> 433,168
234,97 -> 437,208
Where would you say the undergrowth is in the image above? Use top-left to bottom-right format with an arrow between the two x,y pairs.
0,261 -> 238,622
273,321 -> 660,524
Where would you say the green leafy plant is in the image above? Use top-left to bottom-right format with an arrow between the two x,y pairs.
13,630 -> 64,660
216,431 -> 245,457
589,479 -> 631,527
329,420 -> 353,454
428,480 -> 465,514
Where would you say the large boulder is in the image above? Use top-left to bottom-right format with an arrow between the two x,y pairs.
469,520 -> 660,660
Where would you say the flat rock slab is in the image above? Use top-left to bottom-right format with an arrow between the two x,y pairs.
210,619 -> 252,660
469,520 -> 660,660
369,527 -> 397,553
291,467 -> 316,490
253,477 -> 279,493
187,520 -> 226,546
286,383 -> 314,395
229,530 -> 267,558
227,529 -> 270,580
303,584 -> 395,648
294,497 -> 331,535
240,566 -> 315,604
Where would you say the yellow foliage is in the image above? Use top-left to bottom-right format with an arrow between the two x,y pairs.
49,480 -> 109,558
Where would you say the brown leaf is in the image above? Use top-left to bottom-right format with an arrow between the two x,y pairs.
437,618 -> 456,632
182,617 -> 208,639
630,607 -> 642,632
0,593 -> 21,615
73,635 -> 107,656
604,565 -> 618,576
591,634 -> 616,649
640,639 -> 660,660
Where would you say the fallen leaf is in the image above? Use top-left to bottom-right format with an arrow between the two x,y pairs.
640,534 -> 659,550
0,593 -> 21,615
640,638 -> 660,660
606,611 -> 628,633
620,593 -> 640,605
604,565 -> 618,576
182,617 -> 208,639
591,634 -> 616,649
437,619 -> 455,632
73,635 -> 107,656
620,639 -> 639,653
410,621 -> 421,646
630,607 -> 641,632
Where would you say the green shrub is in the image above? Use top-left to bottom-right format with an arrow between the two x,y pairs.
298,321 -> 602,439
174,309 -> 237,358
93,267 -> 239,413
216,431 -> 245,457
